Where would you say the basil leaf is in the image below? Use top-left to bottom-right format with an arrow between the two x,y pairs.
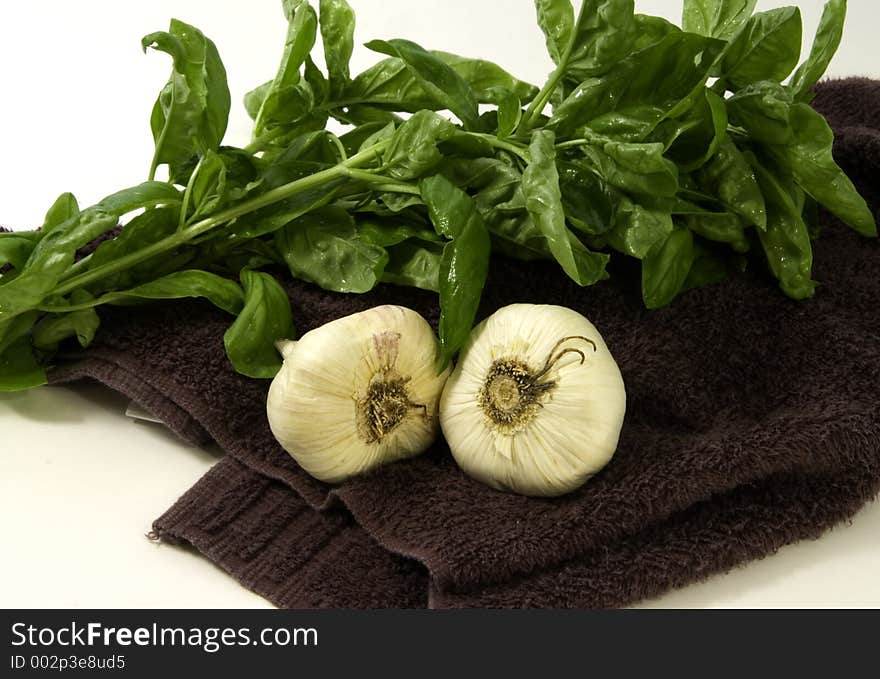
275,206 -> 388,293
32,290 -> 100,350
750,156 -> 816,299
357,219 -> 440,248
0,311 -> 45,391
550,29 -> 723,138
535,0 -> 574,65
557,160 -> 618,235
86,206 -> 179,289
365,39 -> 480,129
143,19 -> 230,180
189,148 -> 260,220
319,0 -> 355,98
579,136 -> 679,197
383,110 -> 456,180
773,102 -> 876,237
433,52 -> 539,105
697,136 -> 766,229
684,211 -> 750,252
108,269 -> 245,315
641,228 -> 694,308
789,0 -> 846,101
304,56 -> 329,105
522,130 -> 609,286
344,53 -> 535,112
727,81 -> 793,144
662,88 -> 727,172
0,234 -> 39,271
251,0 -> 318,137
420,175 -> 491,361
608,197 -> 674,259
564,0 -> 636,82
223,270 -> 294,379
41,193 -> 80,235
497,93 -> 521,139
721,7 -> 803,90
682,0 -> 758,40
381,240 -> 442,292
0,337 -> 46,392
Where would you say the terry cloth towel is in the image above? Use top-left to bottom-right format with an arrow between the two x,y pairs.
48,79 -> 880,608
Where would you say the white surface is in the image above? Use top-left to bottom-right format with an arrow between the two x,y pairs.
1,1 -> 879,608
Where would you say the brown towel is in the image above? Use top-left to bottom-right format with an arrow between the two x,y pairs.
48,79 -> 880,608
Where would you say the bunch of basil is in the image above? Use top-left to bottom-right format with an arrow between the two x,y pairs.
0,0 -> 874,390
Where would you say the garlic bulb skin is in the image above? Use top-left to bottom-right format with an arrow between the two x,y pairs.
440,304 -> 626,497
267,305 -> 450,483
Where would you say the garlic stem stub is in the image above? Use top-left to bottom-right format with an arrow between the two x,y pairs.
267,305 -> 451,483
440,304 -> 626,497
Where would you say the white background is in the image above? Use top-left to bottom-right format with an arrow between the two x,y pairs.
1,1 -> 878,608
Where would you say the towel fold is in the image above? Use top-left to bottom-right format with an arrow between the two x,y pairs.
48,79 -> 880,607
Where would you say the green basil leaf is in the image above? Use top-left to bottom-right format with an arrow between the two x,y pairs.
535,0 -> 574,65
244,80 -> 272,121
86,206 -> 179,290
771,102 -> 876,237
522,130 -> 609,286
420,175 -> 491,361
727,81 -> 793,144
789,0 -> 846,101
608,197 -> 674,259
365,39 -> 480,129
0,210 -> 118,312
381,240 -> 442,292
189,148 -> 260,220
683,242 -> 732,291
684,210 -> 750,252
550,29 -> 723,138
579,136 -> 679,197
0,234 -> 39,271
749,154 -> 815,299
383,110 -> 456,180
721,7 -> 802,90
0,337 -> 46,392
682,0 -> 757,40
304,56 -> 329,105
662,88 -> 727,172
41,193 -> 80,235
564,0 -> 636,82
697,136 -> 766,229
143,19 -> 230,180
275,206 -> 388,293
319,0 -> 355,98
497,93 -> 521,139
432,52 -> 539,105
344,53 -> 535,111
641,228 -> 694,308
557,160 -> 618,235
108,269 -> 245,315
251,1 -> 318,137
357,219 -> 440,248
32,290 -> 100,350
223,270 -> 294,379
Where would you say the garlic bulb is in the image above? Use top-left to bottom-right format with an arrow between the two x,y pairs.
440,304 -> 626,497
267,305 -> 450,483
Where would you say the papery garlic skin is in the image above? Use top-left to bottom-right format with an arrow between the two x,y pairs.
267,305 -> 450,483
440,304 -> 626,497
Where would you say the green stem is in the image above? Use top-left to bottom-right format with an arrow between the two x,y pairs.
517,4 -> 588,135
343,168 -> 420,195
555,139 -> 587,150
472,133 -> 531,161
178,154 -> 206,228
50,141 -> 390,299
